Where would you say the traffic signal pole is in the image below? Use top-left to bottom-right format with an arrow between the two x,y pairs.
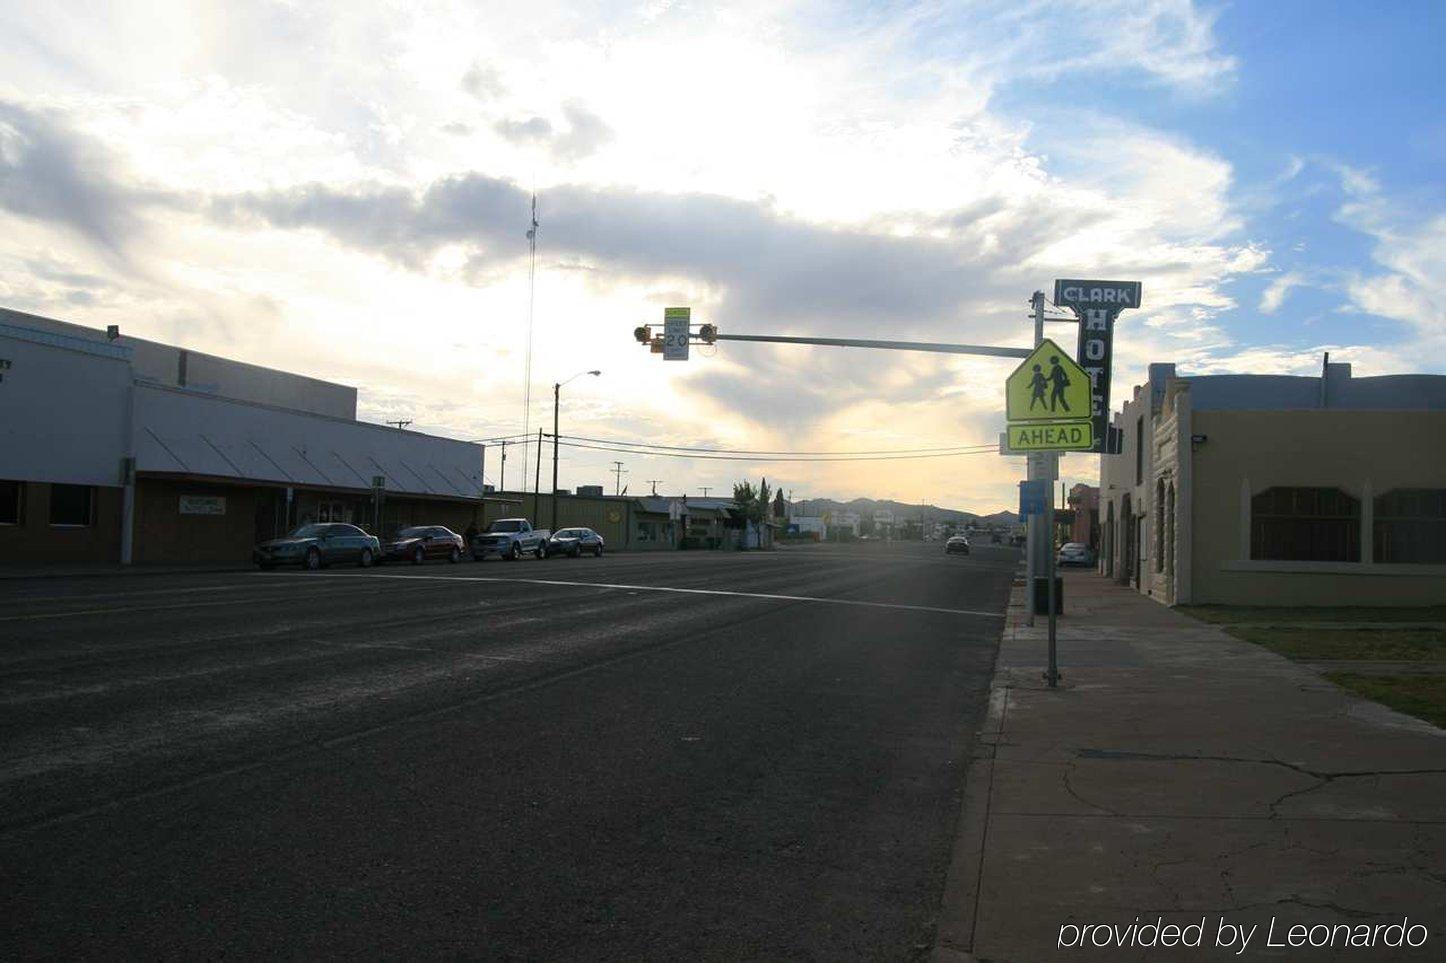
636,305 -> 1064,686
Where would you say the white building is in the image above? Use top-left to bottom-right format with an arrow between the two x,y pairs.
1100,359 -> 1446,606
1,308 -> 488,564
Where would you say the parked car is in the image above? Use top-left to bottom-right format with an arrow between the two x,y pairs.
472,518 -> 551,560
383,525 -> 464,564
254,523 -> 381,570
944,534 -> 970,555
1057,542 -> 1095,567
543,527 -> 605,558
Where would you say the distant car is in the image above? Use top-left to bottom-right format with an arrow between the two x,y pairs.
944,535 -> 970,555
544,527 -> 605,558
1057,542 -> 1095,566
384,525 -> 464,564
254,523 -> 381,570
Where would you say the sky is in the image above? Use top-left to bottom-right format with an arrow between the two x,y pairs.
1,0 -> 1442,513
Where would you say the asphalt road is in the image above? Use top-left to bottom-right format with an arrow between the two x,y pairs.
0,541 -> 1017,960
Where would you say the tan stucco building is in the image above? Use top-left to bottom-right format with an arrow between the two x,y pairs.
1100,359 -> 1446,606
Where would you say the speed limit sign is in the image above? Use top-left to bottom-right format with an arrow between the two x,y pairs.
663,307 -> 690,361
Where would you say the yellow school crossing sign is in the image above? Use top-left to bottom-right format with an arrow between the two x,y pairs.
1004,339 -> 1094,451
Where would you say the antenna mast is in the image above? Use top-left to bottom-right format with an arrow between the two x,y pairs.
521,193 -> 538,491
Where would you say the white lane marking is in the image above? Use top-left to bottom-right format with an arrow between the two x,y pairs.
0,579 -> 433,622
256,571 -> 1005,619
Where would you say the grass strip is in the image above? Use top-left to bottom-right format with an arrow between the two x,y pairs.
1324,673 -> 1446,729
1224,625 -> 1446,662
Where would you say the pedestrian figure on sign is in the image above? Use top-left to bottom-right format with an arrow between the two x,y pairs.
1028,364 -> 1048,410
1048,355 -> 1071,412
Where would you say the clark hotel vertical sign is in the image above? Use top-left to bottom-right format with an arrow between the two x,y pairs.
1053,279 -> 1142,453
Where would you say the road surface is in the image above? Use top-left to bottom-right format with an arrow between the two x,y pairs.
0,541 -> 1016,959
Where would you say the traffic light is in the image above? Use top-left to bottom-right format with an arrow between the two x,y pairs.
633,325 -> 651,344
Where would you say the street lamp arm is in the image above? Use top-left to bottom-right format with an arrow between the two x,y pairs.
558,369 -> 603,388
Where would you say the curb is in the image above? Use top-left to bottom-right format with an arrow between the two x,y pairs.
931,581 -> 1021,962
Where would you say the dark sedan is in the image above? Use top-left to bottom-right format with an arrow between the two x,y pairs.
254,523 -> 381,570
383,526 -> 465,564
944,534 -> 970,556
543,527 -> 605,558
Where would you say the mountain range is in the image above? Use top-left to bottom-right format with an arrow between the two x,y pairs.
782,497 -> 1018,528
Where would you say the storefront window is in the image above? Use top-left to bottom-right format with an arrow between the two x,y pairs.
0,480 -> 20,525
1250,487 -> 1359,562
1374,489 -> 1446,564
49,484 -> 94,527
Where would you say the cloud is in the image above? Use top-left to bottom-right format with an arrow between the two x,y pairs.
1259,271 -> 1303,313
1333,169 -> 1446,364
461,62 -> 507,101
494,115 -> 553,144
0,101 -> 143,259
493,101 -> 613,161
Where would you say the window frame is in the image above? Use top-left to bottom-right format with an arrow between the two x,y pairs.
0,479 -> 21,526
1373,488 -> 1446,565
48,484 -> 95,528
1250,486 -> 1360,563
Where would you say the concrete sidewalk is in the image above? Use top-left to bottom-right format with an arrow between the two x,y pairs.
935,570 -> 1446,962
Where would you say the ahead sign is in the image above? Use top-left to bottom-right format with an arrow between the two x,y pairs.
663,307 -> 690,360
1007,420 -> 1094,451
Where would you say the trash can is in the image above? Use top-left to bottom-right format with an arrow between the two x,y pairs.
1032,576 -> 1063,615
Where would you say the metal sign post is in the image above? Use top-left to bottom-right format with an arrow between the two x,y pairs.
1046,493 -> 1060,688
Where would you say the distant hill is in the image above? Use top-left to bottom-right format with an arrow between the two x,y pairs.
784,496 -> 1018,529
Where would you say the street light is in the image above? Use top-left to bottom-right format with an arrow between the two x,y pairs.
553,369 -> 601,530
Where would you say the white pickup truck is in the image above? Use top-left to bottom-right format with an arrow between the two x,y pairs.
471,518 -> 551,560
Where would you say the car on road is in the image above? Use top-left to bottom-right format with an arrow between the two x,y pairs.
254,523 -> 381,570
383,526 -> 464,564
543,527 -> 605,558
472,518 -> 551,560
944,534 -> 970,555
1056,542 -> 1095,567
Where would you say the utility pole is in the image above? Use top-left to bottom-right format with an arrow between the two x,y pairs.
611,461 -> 627,496
499,439 -> 507,492
699,486 -> 711,497
552,382 -> 560,531
533,428 -> 543,522
386,419 -> 411,429
646,479 -> 662,495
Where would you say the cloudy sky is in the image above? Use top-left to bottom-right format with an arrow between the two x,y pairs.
2,1 -> 1442,512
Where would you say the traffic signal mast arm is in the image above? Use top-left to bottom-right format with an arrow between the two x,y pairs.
633,324 -> 1031,360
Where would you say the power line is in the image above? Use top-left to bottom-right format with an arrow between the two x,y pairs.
553,439 -> 999,463
551,433 -> 998,457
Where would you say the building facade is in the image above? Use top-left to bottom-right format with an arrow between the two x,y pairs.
1,309 -> 488,564
1066,484 -> 1099,549
1100,359 -> 1446,606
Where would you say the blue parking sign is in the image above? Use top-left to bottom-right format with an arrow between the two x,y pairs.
1018,480 -> 1049,517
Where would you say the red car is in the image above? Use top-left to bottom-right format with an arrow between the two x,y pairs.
383,526 -> 465,564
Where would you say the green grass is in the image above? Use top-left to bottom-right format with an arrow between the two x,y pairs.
1324,674 -> 1446,729
1224,626 -> 1446,662
1178,604 -> 1446,625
